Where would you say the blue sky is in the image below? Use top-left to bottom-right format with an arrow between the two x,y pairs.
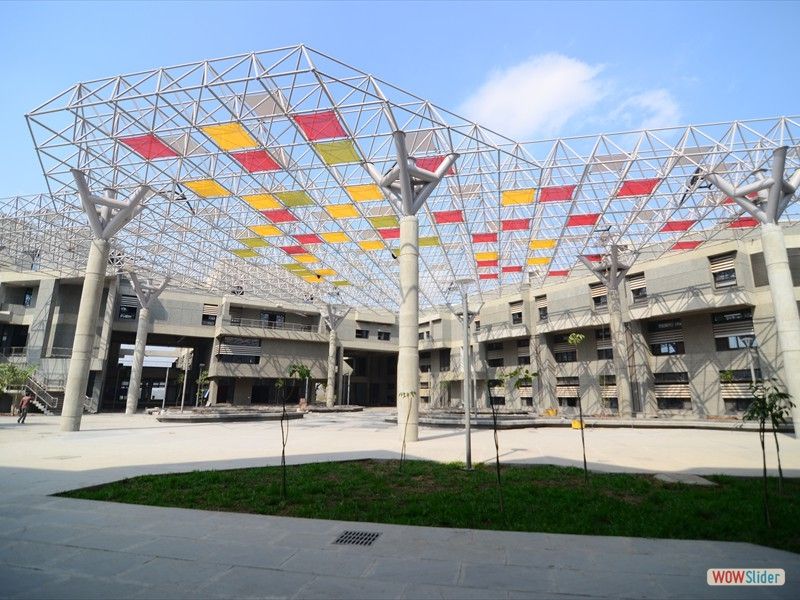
1,0 -> 796,195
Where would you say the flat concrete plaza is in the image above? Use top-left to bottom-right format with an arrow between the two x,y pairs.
1,409 -> 799,598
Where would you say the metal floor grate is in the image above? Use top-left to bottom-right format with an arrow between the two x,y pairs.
333,530 -> 381,546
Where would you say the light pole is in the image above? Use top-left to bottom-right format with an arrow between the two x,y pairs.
161,365 -> 170,412
448,278 -> 478,471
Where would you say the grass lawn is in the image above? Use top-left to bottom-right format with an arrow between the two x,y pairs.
59,460 -> 800,554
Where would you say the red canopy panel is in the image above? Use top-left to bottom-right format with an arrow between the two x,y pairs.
723,192 -> 760,205
617,178 -> 661,198
477,260 -> 498,268
472,233 -> 498,243
583,254 -> 602,262
280,245 -> 307,255
294,234 -> 323,245
433,210 -> 464,224
501,218 -> 530,231
548,270 -> 569,277
566,214 -> 599,227
539,185 -> 576,203
660,219 -> 696,232
292,110 -> 347,141
119,134 -> 179,160
502,266 -> 523,273
262,209 -> 298,223
728,216 -> 760,228
378,228 -> 400,240
415,156 -> 456,176
479,273 -> 498,280
231,150 -> 281,172
671,240 -> 702,251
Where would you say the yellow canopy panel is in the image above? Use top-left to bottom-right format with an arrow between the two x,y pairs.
276,190 -> 313,207
314,140 -> 360,165
294,253 -> 318,264
368,215 -> 399,228
332,280 -> 350,286
530,239 -> 556,250
249,224 -> 282,237
183,179 -> 231,198
419,236 -> 440,247
230,248 -> 259,258
239,237 -> 269,248
501,188 -> 536,206
201,122 -> 258,151
302,275 -> 322,283
475,251 -> 499,261
242,193 -> 281,210
321,231 -> 349,243
346,184 -> 383,202
358,240 -> 384,251
527,257 -> 551,266
315,268 -> 337,276
325,204 -> 360,219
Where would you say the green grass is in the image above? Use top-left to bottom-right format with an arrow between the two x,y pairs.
59,460 -> 800,554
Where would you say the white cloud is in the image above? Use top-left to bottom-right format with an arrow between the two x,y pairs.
610,89 -> 682,130
458,54 -> 683,139
458,54 -> 606,139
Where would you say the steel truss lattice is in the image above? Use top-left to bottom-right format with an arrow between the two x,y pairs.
14,45 -> 800,309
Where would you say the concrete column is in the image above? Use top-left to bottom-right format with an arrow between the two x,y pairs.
761,222 -> 800,429
91,276 -> 118,411
124,306 -> 150,415
61,238 -> 109,431
608,289 -> 634,417
325,329 -> 337,407
397,215 -> 420,442
207,379 -> 218,405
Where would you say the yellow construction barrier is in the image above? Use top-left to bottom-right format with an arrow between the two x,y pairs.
571,419 -> 584,429
545,408 -> 558,417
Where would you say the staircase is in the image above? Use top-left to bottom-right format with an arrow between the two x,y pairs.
22,375 -> 98,416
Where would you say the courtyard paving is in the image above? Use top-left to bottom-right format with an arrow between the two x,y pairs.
1,409 -> 798,598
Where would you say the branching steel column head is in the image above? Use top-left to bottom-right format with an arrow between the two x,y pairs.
127,271 -> 170,309
72,169 -> 153,241
703,147 -> 800,225
364,131 -> 458,216
578,245 -> 634,290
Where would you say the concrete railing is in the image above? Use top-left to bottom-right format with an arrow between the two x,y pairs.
222,317 -> 313,332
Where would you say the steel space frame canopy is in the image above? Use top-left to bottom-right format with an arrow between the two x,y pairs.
20,44 -> 800,309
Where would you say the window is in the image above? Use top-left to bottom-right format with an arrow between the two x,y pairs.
597,348 -> 614,360
517,355 -> 531,365
657,398 -> 690,410
535,295 -> 548,321
418,330 -> 431,340
709,252 -> 737,289
516,339 -> 529,348
627,273 -> 647,303
599,374 -> 616,386
654,372 -> 689,384
486,341 -> 503,351
595,327 -> 612,359
474,320 -> 481,331
558,398 -> 579,408
418,331 -> 424,340
439,348 -> 450,371
355,329 -> 369,339
648,319 -> 684,355
219,355 -> 259,364
202,304 -> 218,326
724,398 -> 753,413
118,295 -> 138,320
522,397 -> 533,407
487,357 -> 504,368
604,398 -> 619,411
377,331 -> 391,341
554,351 -> 577,363
509,300 -> 523,325
490,396 -> 506,406
556,376 -> 579,385
590,282 -> 608,310
260,311 -> 285,328
712,309 -> 757,351
23,288 -> 33,307
720,368 -> 762,383
420,381 -> 430,389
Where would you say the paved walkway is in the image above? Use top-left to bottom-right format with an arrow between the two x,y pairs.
1,410 -> 799,598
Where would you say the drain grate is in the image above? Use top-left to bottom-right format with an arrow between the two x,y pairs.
333,530 -> 381,546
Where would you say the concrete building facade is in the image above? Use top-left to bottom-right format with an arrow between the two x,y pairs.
3,229 -> 800,420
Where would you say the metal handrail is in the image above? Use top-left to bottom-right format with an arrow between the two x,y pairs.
1,346 -> 27,357
222,317 -> 313,332
48,347 -> 73,358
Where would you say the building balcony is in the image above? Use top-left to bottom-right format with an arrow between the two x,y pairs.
474,322 -> 529,343
220,317 -> 326,342
536,308 -> 610,334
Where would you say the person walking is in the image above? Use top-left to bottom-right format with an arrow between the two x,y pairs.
17,391 -> 32,424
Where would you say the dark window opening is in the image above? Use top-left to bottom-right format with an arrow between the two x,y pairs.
554,350 -> 577,363
377,331 -> 391,341
511,312 -> 523,325
355,329 -> 369,339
